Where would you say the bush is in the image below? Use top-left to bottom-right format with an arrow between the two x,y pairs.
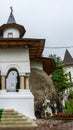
64,100 -> 73,114
68,91 -> 73,99
0,109 -> 3,119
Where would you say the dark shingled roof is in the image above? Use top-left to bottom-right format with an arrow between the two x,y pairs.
7,12 -> 16,24
63,49 -> 73,64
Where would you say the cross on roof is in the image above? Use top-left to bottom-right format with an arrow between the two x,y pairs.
7,7 -> 16,23
10,6 -> 13,13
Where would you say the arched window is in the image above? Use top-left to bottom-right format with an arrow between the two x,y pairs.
6,69 -> 19,92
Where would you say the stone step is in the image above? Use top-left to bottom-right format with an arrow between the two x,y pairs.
0,109 -> 37,128
0,124 -> 36,128
2,111 -> 18,115
1,117 -> 27,121
0,121 -> 36,127
2,115 -> 24,119
1,121 -> 32,125
2,111 -> 24,119
3,109 -> 15,112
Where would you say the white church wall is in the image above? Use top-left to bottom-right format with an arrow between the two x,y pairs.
0,48 -> 30,75
30,61 -> 43,70
0,90 -> 36,119
3,28 -> 20,38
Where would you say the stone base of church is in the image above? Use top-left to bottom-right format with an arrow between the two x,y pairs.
0,89 -> 36,119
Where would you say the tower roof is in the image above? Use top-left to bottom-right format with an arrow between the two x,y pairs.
0,7 -> 26,38
63,49 -> 73,64
7,11 -> 16,24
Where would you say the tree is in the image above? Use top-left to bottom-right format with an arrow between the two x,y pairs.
49,54 -> 69,92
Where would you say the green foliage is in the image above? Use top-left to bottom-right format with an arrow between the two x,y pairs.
0,109 -> 3,119
68,91 -> 73,99
49,54 -> 62,66
64,100 -> 73,114
49,54 -> 69,91
52,68 -> 69,91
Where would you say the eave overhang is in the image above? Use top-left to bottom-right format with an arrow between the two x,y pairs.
41,57 -> 56,75
62,63 -> 73,67
0,38 -> 56,75
0,38 -> 45,59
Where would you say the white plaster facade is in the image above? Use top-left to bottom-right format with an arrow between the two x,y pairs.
0,10 -> 45,119
3,28 -> 20,38
0,46 -> 36,119
0,90 -> 35,119
31,61 -> 43,70
0,48 -> 30,75
0,46 -> 36,118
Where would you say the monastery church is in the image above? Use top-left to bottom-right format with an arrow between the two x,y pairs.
0,8 -> 55,119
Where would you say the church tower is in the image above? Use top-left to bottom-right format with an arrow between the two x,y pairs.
0,7 -> 25,38
0,8 -> 55,119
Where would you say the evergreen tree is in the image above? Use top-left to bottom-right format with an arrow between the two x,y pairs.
49,54 -> 69,91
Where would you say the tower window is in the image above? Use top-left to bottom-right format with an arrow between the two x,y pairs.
8,32 -> 13,38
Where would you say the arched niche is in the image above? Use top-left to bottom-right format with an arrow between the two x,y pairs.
6,68 -> 19,92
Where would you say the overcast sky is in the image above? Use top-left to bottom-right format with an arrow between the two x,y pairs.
0,0 -> 73,59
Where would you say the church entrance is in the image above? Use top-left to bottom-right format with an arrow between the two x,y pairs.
6,69 -> 19,92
